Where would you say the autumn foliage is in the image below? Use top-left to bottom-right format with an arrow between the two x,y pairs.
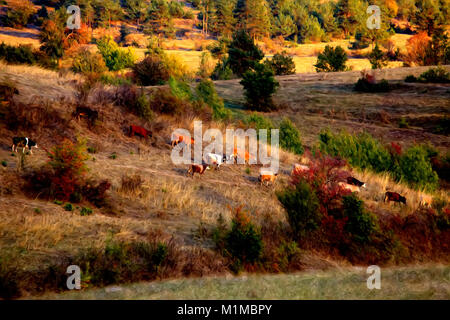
47,139 -> 89,201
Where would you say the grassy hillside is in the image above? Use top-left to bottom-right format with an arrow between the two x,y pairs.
0,61 -> 449,298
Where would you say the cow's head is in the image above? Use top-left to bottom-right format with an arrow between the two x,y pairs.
362,183 -> 366,188
28,140 -> 38,149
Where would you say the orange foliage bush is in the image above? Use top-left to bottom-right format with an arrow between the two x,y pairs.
404,32 -> 431,66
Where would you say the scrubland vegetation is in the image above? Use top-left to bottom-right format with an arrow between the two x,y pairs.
0,0 -> 449,299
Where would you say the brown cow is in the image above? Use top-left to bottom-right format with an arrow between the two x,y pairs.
259,169 -> 278,186
172,133 -> 194,147
187,164 -> 210,178
384,192 -> 406,205
130,125 -> 152,139
73,106 -> 98,127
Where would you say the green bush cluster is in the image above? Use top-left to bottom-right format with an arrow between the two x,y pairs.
277,180 -> 321,238
71,48 -> 107,74
97,36 -> 135,71
0,42 -> 36,65
342,195 -> 378,243
319,130 -> 439,191
264,51 -> 296,75
214,208 -> 263,267
404,67 -> 450,84
195,79 -> 231,121
279,118 -> 304,155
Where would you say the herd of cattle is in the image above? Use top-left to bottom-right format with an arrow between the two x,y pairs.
9,114 -> 434,209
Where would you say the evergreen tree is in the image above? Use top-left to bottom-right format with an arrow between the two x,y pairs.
211,0 -> 236,38
414,0 -> 444,36
368,44 -> 388,69
227,30 -> 264,76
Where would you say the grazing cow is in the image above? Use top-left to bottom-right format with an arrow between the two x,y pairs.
129,125 -> 152,139
171,133 -> 194,147
347,176 -> 366,188
419,194 -> 433,208
187,163 -> 210,178
338,182 -> 360,193
233,148 -> 254,164
11,137 -> 38,154
73,106 -> 99,126
204,153 -> 224,169
384,192 -> 407,205
259,169 -> 278,186
291,163 -> 310,175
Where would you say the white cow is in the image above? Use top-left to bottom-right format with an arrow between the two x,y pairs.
204,153 -> 224,169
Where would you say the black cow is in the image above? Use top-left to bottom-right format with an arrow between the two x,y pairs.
12,137 -> 38,154
347,176 -> 366,188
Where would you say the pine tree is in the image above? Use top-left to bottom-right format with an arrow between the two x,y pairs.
227,29 -> 264,76
368,44 -> 388,69
414,0 -> 444,36
211,0 -> 236,38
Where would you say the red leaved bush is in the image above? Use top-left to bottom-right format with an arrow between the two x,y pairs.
47,139 -> 89,200
290,151 -> 351,217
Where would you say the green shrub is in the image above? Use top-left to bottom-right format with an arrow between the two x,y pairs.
224,207 -> 263,264
211,59 -> 233,80
137,93 -> 153,121
240,62 -> 279,112
264,51 -> 296,75
277,180 -> 320,238
1,160 -> 6,167
169,76 -> 193,101
109,152 -> 117,160
314,45 -> 348,72
417,67 -> 450,83
64,203 -> 74,211
342,195 -> 378,243
87,147 -> 96,154
53,200 -> 63,205
395,145 -> 439,191
132,55 -> 169,86
97,36 -> 135,71
195,79 -> 231,121
279,118 -> 303,155
0,42 -> 36,65
80,207 -> 93,216
368,44 -> 388,69
71,48 -> 107,74
243,113 -> 274,142
34,208 -> 41,214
